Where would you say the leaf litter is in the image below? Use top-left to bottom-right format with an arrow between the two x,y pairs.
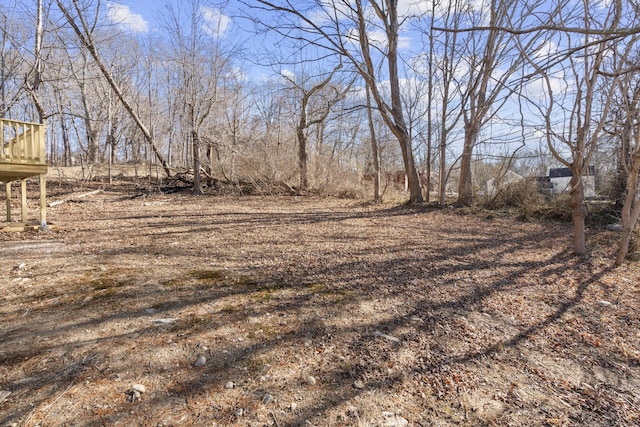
0,185 -> 639,426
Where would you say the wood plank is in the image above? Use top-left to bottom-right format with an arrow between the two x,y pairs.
0,163 -> 48,181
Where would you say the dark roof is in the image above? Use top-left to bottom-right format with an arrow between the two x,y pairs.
549,166 -> 595,178
549,167 -> 572,178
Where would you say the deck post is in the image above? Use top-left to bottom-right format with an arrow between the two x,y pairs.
5,182 -> 11,222
39,174 -> 47,226
21,179 -> 27,224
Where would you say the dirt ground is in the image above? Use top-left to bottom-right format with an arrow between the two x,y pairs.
1,179 -> 639,426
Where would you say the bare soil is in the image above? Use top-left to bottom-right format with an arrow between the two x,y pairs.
1,180 -> 639,426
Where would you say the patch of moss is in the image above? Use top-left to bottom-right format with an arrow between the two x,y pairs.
252,289 -> 275,302
190,269 -> 225,282
305,283 -> 326,292
92,287 -> 119,299
91,277 -> 127,291
170,313 -> 216,333
234,275 -> 258,287
160,279 -> 181,288
219,304 -> 237,314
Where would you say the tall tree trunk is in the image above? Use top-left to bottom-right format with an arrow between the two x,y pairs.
569,166 -> 587,255
439,132 -> 447,207
366,85 -> 381,202
457,122 -> 477,206
386,2 -> 422,203
615,161 -> 640,265
61,117 -> 71,166
192,130 -> 202,195
297,117 -> 309,191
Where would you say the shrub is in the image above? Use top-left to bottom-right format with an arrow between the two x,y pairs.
483,178 -> 546,219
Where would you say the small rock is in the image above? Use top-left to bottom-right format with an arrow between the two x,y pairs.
130,384 -> 146,394
262,393 -> 274,405
353,380 -> 365,389
145,308 -> 157,314
606,224 -> 623,232
12,263 -> 26,272
346,405 -> 359,416
0,390 -> 11,404
234,408 -> 244,417
224,381 -> 234,389
152,318 -> 178,324
194,355 -> 207,367
381,411 -> 409,427
290,402 -> 298,411
13,377 -> 38,385
306,376 -> 316,385
374,330 -> 401,343
598,300 -> 613,307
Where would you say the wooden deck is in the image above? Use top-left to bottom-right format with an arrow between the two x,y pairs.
1,118 -> 48,227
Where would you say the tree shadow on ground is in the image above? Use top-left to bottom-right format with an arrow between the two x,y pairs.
1,196 -> 638,426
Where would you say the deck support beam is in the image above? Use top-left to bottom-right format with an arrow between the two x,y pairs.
40,174 -> 47,226
5,182 -> 11,222
21,179 -> 27,224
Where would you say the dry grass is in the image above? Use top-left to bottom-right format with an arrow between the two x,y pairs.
0,183 -> 639,426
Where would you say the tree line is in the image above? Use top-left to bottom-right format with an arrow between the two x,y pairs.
2,0 -> 640,264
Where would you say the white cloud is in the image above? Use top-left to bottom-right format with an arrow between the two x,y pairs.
397,0 -> 433,17
368,28 -> 411,50
200,6 -> 231,38
524,75 -> 568,101
106,2 -> 148,33
281,69 -> 295,81
534,40 -> 558,60
345,27 -> 412,51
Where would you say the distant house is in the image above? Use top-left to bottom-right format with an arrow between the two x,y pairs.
486,170 -> 524,197
548,166 -> 596,198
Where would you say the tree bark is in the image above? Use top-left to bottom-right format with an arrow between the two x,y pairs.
457,122 -> 477,206
366,84 -> 381,202
297,122 -> 308,190
615,159 -> 640,265
569,172 -> 588,255
192,130 -> 202,195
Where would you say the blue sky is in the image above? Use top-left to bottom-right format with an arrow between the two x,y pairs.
104,1 -> 234,36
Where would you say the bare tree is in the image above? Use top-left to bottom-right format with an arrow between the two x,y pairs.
605,51 -> 640,265
524,1 -> 631,255
56,0 -> 171,176
454,0 -> 530,206
430,0 -> 464,206
281,64 -> 350,191
245,0 -> 424,202
365,82 -> 381,201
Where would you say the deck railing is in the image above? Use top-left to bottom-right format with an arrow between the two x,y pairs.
0,118 -> 46,165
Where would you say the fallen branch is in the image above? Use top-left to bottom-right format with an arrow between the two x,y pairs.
49,189 -> 103,207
